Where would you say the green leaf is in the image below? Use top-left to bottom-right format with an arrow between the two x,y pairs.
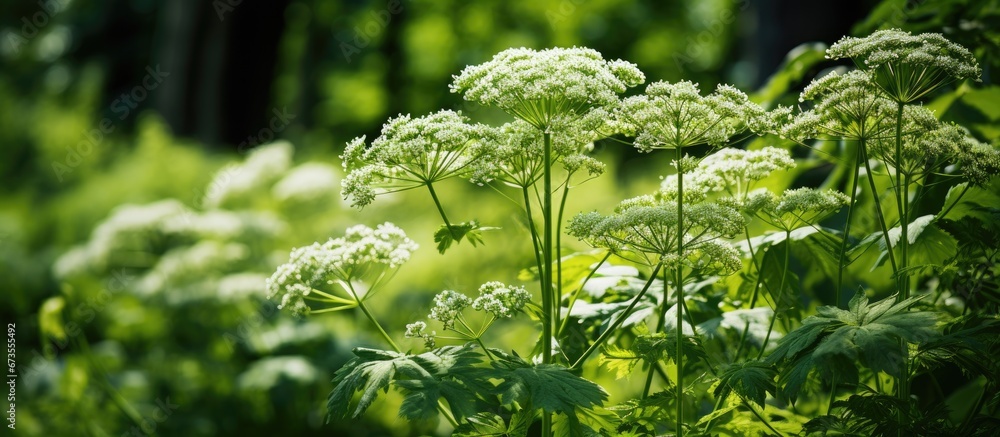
326,344 -> 487,421
434,220 -> 498,254
599,332 -> 706,380
869,215 -> 959,272
491,354 -> 607,415
939,182 -> 1000,232
713,360 -> 778,408
766,289 -> 939,400
452,412 -> 528,437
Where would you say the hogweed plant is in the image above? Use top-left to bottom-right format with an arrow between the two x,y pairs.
266,33 -> 1000,436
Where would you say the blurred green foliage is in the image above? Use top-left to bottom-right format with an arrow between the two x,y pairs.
1,0 -> 999,435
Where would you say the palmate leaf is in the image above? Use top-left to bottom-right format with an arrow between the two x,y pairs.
712,360 -> 778,408
599,332 -> 707,379
452,410 -> 533,437
326,344 -> 487,421
490,351 -> 608,417
434,220 -> 499,254
765,289 -> 939,400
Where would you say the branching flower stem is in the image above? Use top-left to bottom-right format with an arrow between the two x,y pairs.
426,182 -> 455,237
571,263 -> 664,370
558,251 -> 612,336
859,138 -> 899,275
541,130 -> 555,436
757,229 -> 791,360
343,280 -> 458,428
673,145 -> 686,437
836,141 -> 864,307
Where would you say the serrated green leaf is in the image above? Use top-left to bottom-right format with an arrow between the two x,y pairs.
453,412 -> 515,437
327,344 -> 487,421
767,289 -> 939,400
434,220 -> 498,254
492,358 -> 607,415
713,360 -> 778,408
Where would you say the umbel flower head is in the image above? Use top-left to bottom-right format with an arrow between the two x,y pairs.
470,116 -> 608,188
265,222 -> 418,316
745,188 -> 850,231
827,29 -> 981,103
406,281 -> 532,349
568,195 -> 744,273
789,70 -> 897,141
341,110 -> 490,207
870,118 -> 1000,186
660,147 -> 796,203
617,81 -> 766,152
450,47 -> 645,129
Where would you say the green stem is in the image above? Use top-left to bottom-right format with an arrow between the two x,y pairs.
555,174 -> 572,330
426,182 -> 455,234
836,141 -> 863,308
541,131 -> 554,437
571,263 -> 664,370
642,267 -> 670,398
522,187 -> 545,283
474,337 -> 496,362
352,290 -> 458,428
859,138 -> 899,275
757,231 -> 791,360
827,374 -> 838,415
674,145 -> 685,437
354,296 -> 400,353
894,100 -> 912,415
558,251 -> 612,336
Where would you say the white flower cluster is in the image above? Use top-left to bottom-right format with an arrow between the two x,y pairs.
471,281 -> 531,318
659,147 -> 795,202
746,187 -> 850,231
265,223 -> 418,316
827,29 -> 981,102
427,289 -> 473,332
272,163 -> 341,204
204,141 -> 294,209
135,240 -> 249,297
341,110 -> 490,207
617,81 -> 765,152
469,115 -> 608,188
404,321 -> 436,349
451,47 -> 644,129
53,200 -> 283,279
791,70 -> 896,140
568,195 -> 744,271
406,281 -> 532,349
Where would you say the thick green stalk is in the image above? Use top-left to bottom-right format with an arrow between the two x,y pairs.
895,101 -> 910,302
354,296 -> 400,356
674,145 -> 685,437
426,182 -> 454,232
541,131 -> 554,436
894,100 -> 912,414
836,141 -> 863,307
